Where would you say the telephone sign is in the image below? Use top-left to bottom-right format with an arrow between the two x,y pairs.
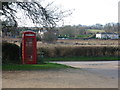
22,31 -> 37,64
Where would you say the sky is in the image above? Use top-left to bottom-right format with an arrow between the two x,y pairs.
51,0 -> 119,26
17,0 -> 119,27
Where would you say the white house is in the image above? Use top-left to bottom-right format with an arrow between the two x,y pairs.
96,33 -> 119,39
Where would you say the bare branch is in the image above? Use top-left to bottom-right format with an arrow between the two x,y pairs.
1,1 -> 73,28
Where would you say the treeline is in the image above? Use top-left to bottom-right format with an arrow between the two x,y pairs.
57,23 -> 119,38
2,22 -> 119,43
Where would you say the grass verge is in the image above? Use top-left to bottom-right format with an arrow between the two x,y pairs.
2,63 -> 73,71
44,56 -> 119,61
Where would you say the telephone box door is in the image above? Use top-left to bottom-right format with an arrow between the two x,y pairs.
22,31 -> 37,64
25,38 -> 36,64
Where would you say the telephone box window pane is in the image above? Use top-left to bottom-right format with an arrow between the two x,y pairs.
26,38 -> 34,61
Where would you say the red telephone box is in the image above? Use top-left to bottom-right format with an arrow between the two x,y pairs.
22,31 -> 37,64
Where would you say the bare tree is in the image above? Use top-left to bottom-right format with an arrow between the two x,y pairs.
1,1 -> 72,28
104,23 -> 118,33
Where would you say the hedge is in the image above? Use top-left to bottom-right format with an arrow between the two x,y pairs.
2,42 -> 21,64
37,46 -> 119,57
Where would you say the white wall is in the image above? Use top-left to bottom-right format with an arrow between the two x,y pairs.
96,34 -> 119,39
96,34 -> 101,38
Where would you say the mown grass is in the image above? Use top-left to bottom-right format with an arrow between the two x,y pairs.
2,63 -> 73,71
44,56 -> 119,61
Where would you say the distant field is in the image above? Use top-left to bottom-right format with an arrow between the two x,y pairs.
45,39 -> 118,47
37,39 -> 119,51
2,37 -> 119,47
86,29 -> 105,33
76,34 -> 95,38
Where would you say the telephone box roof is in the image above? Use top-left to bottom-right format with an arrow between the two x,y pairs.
23,30 -> 36,34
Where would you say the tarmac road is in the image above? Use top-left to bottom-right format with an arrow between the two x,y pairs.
2,61 -> 119,88
52,61 -> 119,79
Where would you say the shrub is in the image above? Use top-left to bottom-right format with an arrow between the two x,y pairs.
37,48 -> 46,64
36,35 -> 42,41
2,42 -> 21,64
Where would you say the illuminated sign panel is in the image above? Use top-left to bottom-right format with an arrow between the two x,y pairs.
25,34 -> 35,36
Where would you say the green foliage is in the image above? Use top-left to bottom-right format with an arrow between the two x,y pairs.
2,42 -> 21,64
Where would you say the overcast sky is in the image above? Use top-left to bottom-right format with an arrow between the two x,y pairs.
18,0 -> 119,27
52,0 -> 119,26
